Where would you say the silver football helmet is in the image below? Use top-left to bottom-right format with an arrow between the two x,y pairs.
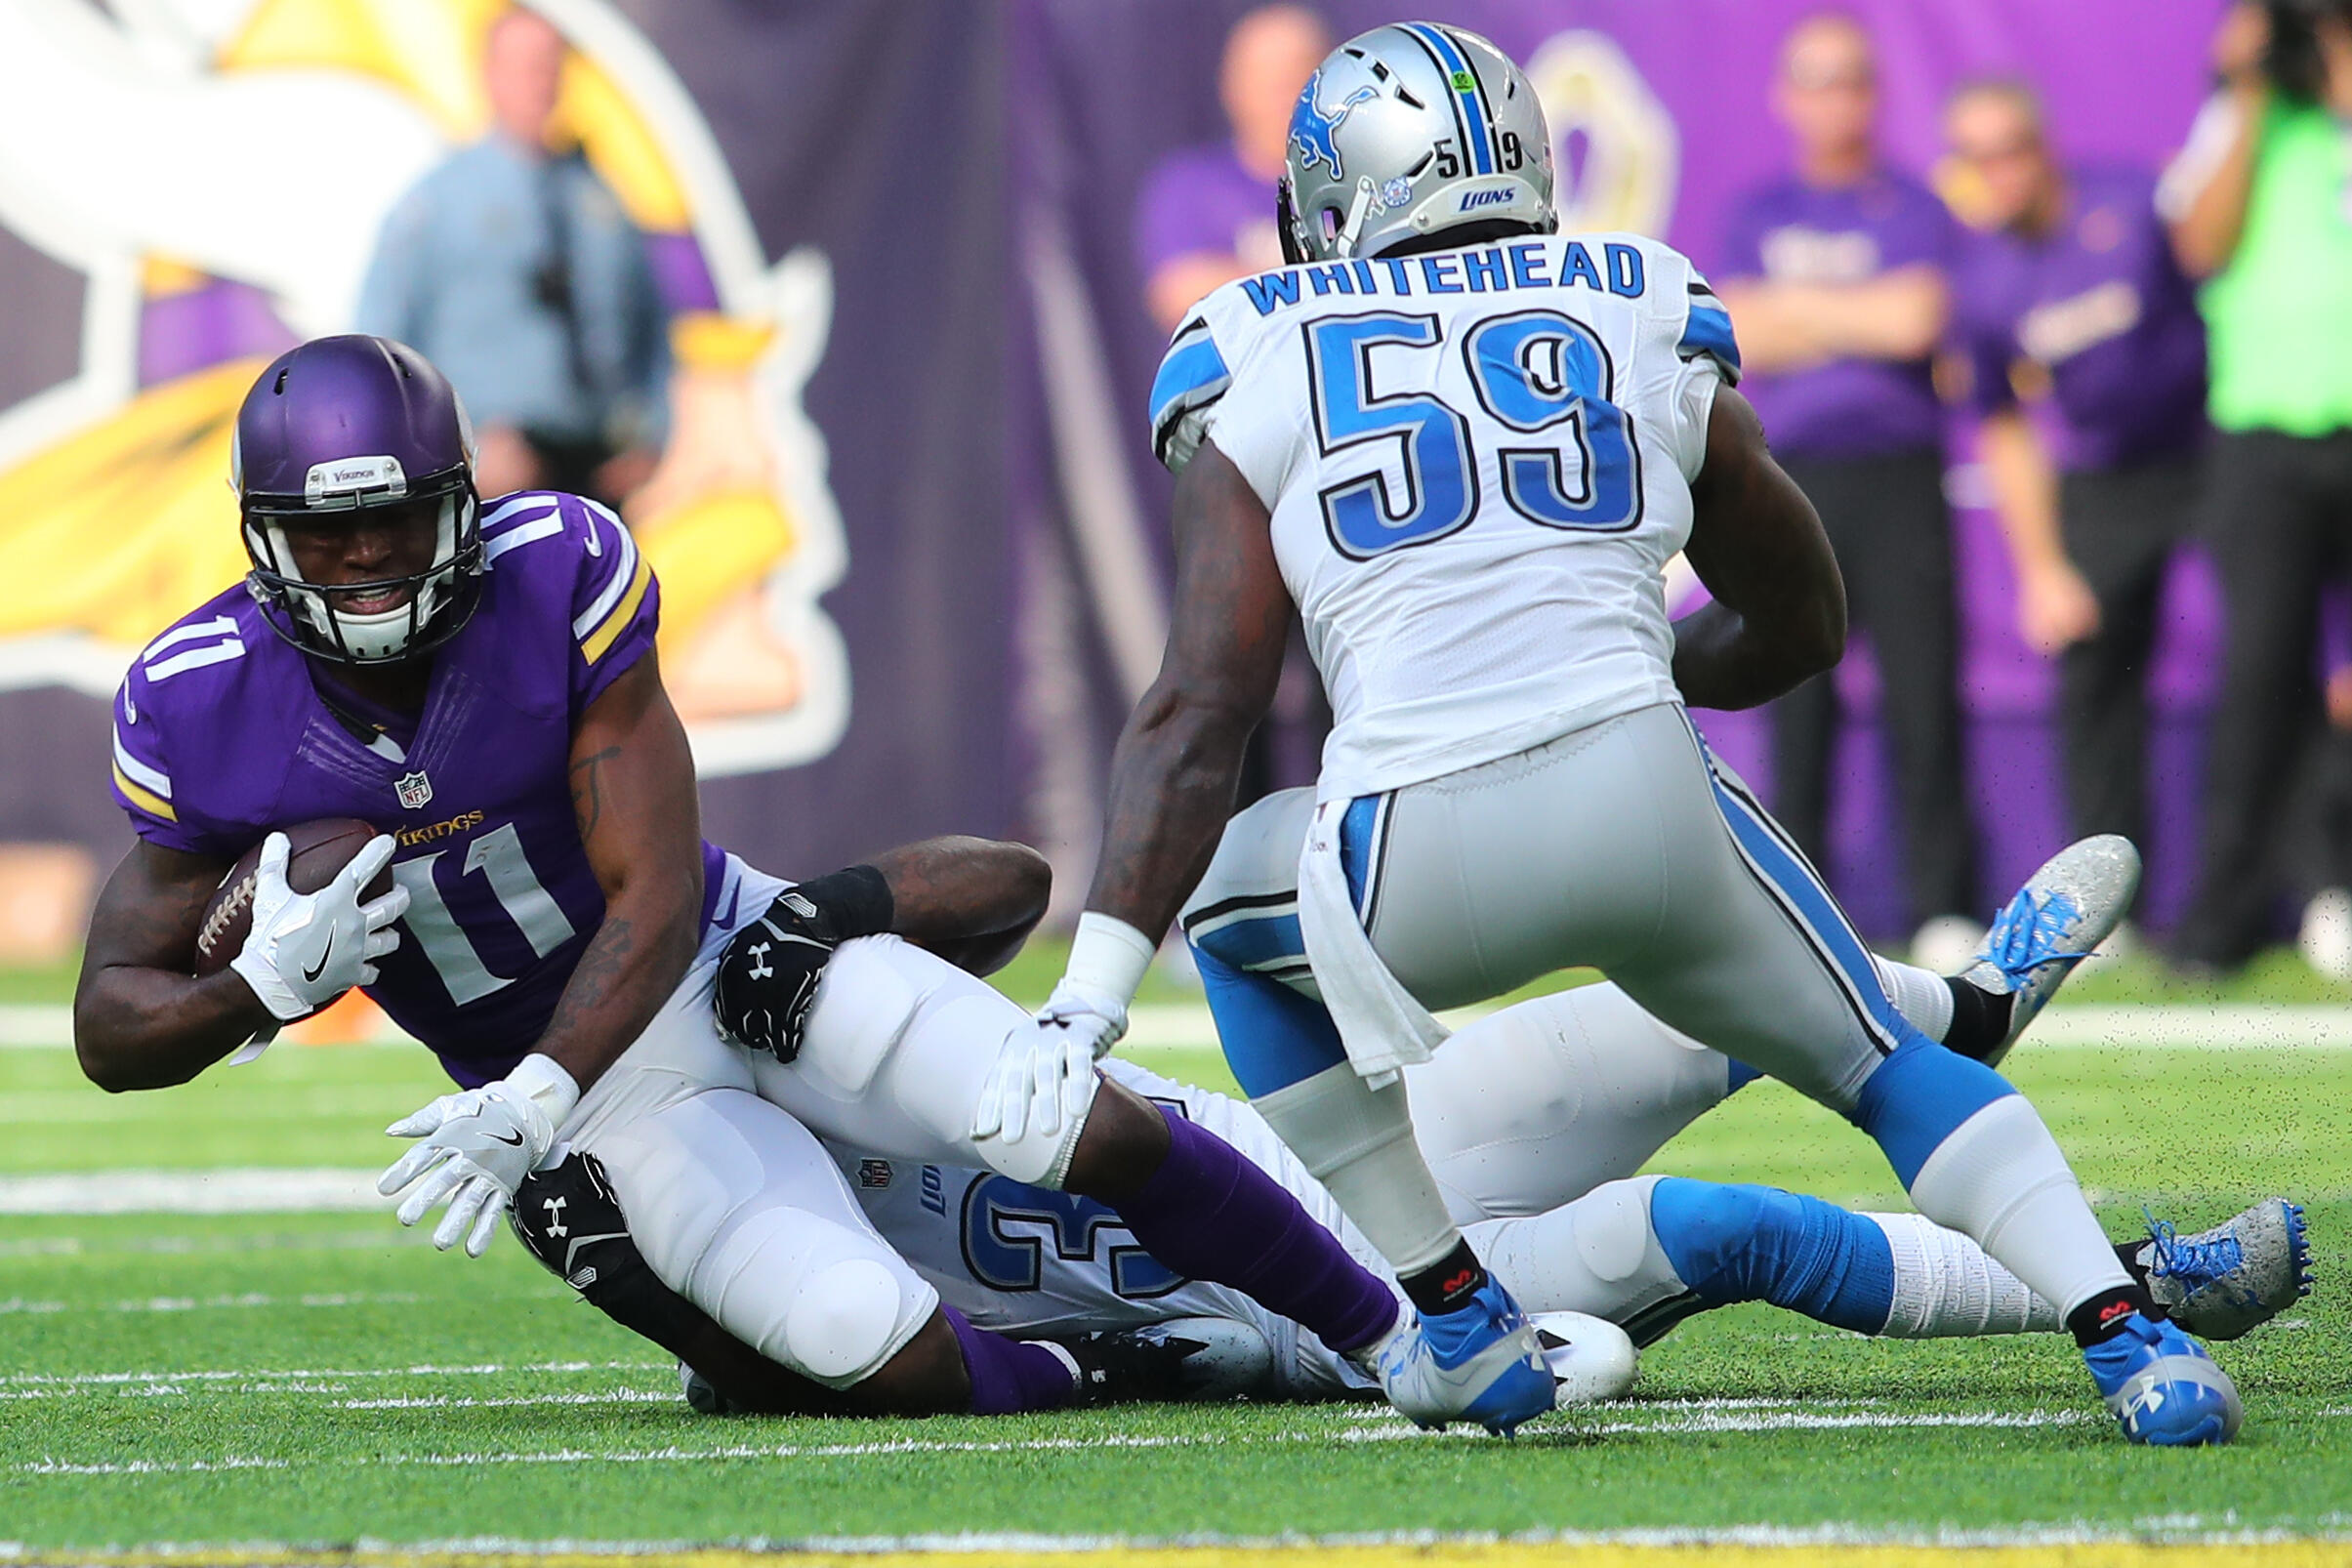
1280,21 -> 1555,265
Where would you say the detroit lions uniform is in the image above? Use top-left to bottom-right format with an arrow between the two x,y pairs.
1153,230 -> 2164,1388
1149,233 -> 1917,1111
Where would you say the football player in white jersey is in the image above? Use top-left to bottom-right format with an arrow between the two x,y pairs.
978,21 -> 2241,1444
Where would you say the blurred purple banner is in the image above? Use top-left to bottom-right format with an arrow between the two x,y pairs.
0,0 -> 2228,941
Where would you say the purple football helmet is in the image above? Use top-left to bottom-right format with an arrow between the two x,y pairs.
234,335 -> 483,665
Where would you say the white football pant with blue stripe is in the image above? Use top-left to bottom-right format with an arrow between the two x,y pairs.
1182,702 -> 2137,1327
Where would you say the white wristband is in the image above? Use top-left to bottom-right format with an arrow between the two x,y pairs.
507,1052 -> 582,1132
1064,912 -> 1157,1009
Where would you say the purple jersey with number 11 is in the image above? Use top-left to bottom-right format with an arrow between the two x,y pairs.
107,491 -> 730,1088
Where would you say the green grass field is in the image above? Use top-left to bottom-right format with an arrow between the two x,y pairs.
3,951 -> 2348,1559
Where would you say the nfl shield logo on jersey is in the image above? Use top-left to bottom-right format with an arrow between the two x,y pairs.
394,770 -> 434,811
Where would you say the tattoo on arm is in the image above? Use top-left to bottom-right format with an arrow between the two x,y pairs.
542,915 -> 634,1043
569,746 -> 621,842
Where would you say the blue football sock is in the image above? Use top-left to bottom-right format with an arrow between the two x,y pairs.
1649,1177 -> 1897,1335
1192,942 -> 1349,1096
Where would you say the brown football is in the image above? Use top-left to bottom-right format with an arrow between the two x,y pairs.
193,818 -> 392,977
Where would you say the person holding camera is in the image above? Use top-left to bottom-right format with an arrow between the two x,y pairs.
2161,0 -> 2352,971
357,9 -> 669,506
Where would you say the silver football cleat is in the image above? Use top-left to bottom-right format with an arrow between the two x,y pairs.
1957,835 -> 2141,1067
2139,1197 -> 2315,1342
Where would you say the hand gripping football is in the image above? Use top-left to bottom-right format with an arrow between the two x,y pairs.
193,817 -> 392,976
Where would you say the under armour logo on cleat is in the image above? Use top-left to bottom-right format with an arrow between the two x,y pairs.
542,1196 -> 568,1238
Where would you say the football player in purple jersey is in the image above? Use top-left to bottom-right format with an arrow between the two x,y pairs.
72,335 -> 1407,1419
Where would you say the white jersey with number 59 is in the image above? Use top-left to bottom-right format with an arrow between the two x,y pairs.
1149,232 -> 1742,802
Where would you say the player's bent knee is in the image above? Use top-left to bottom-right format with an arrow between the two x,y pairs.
784,1258 -> 908,1383
1851,1039 -> 2019,1190
1573,1175 -> 1668,1283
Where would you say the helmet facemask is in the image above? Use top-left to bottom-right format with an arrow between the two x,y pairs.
241,469 -> 484,666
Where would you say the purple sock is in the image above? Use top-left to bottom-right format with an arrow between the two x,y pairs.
941,1306 -> 1079,1415
1111,1107 -> 1401,1354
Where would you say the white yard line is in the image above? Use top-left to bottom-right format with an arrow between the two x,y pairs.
0,1291 -> 419,1317
23,1399 -> 2325,1479
6,1000 -> 2351,1053
0,1169 -> 387,1215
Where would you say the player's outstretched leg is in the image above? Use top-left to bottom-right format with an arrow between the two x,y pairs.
1189,945 -> 1552,1434
1183,789 -> 1552,1435
1610,719 -> 2240,1445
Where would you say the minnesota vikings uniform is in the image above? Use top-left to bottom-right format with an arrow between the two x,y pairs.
108,490 -> 1016,1388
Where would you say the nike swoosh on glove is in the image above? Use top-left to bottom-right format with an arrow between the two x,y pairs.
228,831 -> 407,1021
380,1054 -> 579,1257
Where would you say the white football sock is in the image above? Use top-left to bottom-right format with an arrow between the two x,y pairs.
1868,1212 -> 2061,1338
1255,1062 -> 1462,1277
1872,955 -> 1954,1043
1903,1095 -> 2135,1319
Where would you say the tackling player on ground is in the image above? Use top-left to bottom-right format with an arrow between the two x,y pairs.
974,21 -> 2242,1443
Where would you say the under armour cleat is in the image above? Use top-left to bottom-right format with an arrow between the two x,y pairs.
2083,1312 -> 2243,1446
1374,1277 -> 1555,1436
1956,835 -> 2141,1067
2133,1198 -> 2314,1342
1054,1316 -> 1275,1405
1527,1311 -> 1640,1406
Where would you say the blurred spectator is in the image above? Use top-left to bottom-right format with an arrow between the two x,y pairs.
1715,13 -> 1981,968
1134,5 -> 1329,334
2160,0 -> 2352,970
356,7 -> 668,505
1944,77 -> 2207,935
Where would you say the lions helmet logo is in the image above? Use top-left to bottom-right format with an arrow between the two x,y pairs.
1290,68 -> 1378,182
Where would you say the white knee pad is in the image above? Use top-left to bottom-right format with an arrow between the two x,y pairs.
1571,1174 -> 1666,1284
585,1086 -> 937,1390
1180,787 -> 1316,934
784,1257 -> 914,1383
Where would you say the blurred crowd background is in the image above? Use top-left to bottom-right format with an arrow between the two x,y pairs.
0,0 -> 2345,992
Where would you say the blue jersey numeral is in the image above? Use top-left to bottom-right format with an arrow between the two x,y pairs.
1304,307 -> 1643,559
1464,310 -> 1642,532
959,1175 -> 1184,1300
1307,313 -> 1477,559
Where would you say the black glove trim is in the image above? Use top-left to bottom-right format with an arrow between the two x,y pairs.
789,863 -> 894,941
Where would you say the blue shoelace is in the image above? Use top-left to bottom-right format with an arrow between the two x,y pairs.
1981,887 -> 2087,985
2143,1208 -> 2249,1300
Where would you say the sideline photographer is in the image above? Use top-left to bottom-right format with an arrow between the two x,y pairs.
2161,0 -> 2352,971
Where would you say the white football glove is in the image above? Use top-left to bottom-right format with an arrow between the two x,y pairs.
968,977 -> 1126,1146
227,831 -> 407,1022
378,1054 -> 579,1258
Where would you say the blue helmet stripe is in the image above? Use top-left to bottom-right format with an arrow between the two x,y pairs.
1404,23 -> 1494,177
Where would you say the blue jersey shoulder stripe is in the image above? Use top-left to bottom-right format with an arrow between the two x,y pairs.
1679,304 -> 1743,380
1148,332 -> 1233,440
